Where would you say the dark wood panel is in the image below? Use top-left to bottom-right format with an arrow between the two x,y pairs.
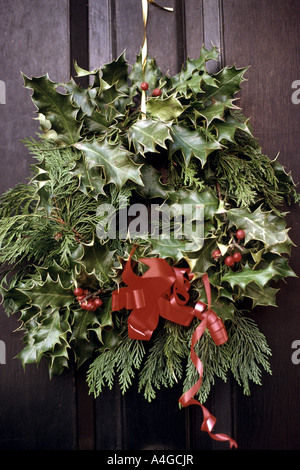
94,377 -> 189,451
0,0 -> 71,195
0,0 -> 77,450
108,0 -> 185,76
184,0 -> 204,60
222,0 -> 300,450
70,0 -> 89,87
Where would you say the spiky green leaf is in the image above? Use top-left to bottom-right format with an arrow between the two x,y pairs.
128,118 -> 172,155
169,124 -> 221,166
22,73 -> 82,145
75,138 -> 143,190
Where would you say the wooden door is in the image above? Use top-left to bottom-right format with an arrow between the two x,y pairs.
0,0 -> 299,451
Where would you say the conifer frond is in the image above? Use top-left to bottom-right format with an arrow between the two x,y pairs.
138,322 -> 190,402
227,312 -> 272,395
87,337 -> 146,397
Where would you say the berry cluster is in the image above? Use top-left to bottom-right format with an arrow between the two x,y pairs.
73,287 -> 103,311
140,82 -> 162,96
212,229 -> 245,268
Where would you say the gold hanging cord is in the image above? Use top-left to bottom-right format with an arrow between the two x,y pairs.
141,0 -> 173,119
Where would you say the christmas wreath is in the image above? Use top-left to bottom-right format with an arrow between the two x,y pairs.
0,46 -> 298,447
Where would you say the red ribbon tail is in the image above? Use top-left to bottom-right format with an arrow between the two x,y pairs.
178,309 -> 238,449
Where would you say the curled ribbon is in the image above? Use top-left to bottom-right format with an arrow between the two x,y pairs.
141,0 -> 173,119
112,247 -> 238,448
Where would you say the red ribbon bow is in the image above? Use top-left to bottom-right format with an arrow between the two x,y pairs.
112,247 -> 237,449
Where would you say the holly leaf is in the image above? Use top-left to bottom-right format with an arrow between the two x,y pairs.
70,308 -> 102,366
244,283 -> 279,308
196,283 -> 235,321
227,206 -> 293,251
146,94 -> 184,122
72,297 -> 114,363
0,284 -> 31,315
129,53 -> 163,93
64,78 -> 95,116
188,46 -> 220,72
172,73 -> 202,96
169,124 -> 221,167
201,65 -> 248,103
101,51 -> 128,93
94,78 -> 129,116
74,60 -> 99,78
70,154 -> 106,198
74,138 -> 143,190
17,310 -> 70,366
272,157 -> 297,187
22,73 -> 82,145
135,164 -> 170,199
147,237 -> 193,261
30,164 -> 53,216
164,187 -> 219,221
186,237 -> 217,276
35,260 -> 75,289
214,113 -> 252,143
18,274 -> 74,312
257,254 -> 297,281
98,297 -> 114,329
221,262 -> 282,290
74,239 -> 118,284
46,344 -> 70,377
194,101 -> 229,127
83,108 -> 116,133
128,118 -> 172,155
171,46 -> 219,95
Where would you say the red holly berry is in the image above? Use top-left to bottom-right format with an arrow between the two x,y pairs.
225,256 -> 235,267
90,302 -> 98,312
152,88 -> 161,97
140,82 -> 149,91
93,297 -> 103,307
74,287 -> 83,296
236,229 -> 245,240
77,294 -> 86,302
212,249 -> 222,259
81,300 -> 94,311
233,251 -> 242,262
